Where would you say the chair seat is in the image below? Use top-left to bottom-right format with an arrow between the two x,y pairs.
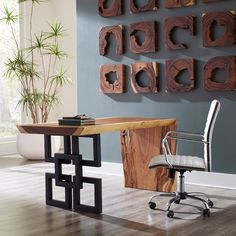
149,154 -> 206,171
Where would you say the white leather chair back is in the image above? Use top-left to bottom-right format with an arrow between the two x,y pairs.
203,100 -> 221,171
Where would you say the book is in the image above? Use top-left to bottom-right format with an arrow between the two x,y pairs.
58,116 -> 95,126
62,114 -> 94,120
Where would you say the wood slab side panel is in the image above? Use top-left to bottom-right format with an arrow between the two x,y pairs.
120,125 -> 177,192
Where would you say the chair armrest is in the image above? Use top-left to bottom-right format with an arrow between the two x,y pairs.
162,130 -> 207,168
165,130 -> 207,143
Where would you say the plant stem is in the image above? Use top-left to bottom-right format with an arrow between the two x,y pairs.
46,54 -> 52,89
29,1 -> 38,123
40,48 -> 47,122
9,23 -> 19,52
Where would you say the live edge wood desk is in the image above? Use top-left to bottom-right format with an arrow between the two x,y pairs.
17,117 -> 177,214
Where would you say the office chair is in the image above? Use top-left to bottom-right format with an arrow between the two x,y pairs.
148,100 -> 221,218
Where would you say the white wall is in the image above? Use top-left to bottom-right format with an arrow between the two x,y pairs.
51,0 -> 77,120
22,0 -> 77,123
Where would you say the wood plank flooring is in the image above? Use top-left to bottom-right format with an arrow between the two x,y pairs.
0,157 -> 236,236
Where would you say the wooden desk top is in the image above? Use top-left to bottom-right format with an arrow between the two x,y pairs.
17,117 -> 177,136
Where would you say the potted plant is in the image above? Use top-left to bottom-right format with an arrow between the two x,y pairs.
1,0 -> 71,159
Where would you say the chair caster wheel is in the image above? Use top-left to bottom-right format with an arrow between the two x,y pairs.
167,210 -> 174,218
174,199 -> 180,204
207,200 -> 213,208
148,201 -> 156,210
203,209 -> 210,217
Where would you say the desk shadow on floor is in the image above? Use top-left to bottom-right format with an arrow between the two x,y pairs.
153,202 -> 205,220
168,204 -> 236,236
81,213 -> 165,234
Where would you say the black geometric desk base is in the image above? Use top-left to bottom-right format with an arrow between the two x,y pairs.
44,134 -> 102,213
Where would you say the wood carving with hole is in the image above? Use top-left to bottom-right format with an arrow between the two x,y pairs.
131,62 -> 158,93
165,0 -> 195,9
130,21 -> 157,54
130,0 -> 157,13
165,16 -> 195,50
166,59 -> 195,92
100,64 -> 125,94
98,0 -> 123,17
202,11 -> 236,47
203,0 -> 223,3
203,56 -> 236,91
99,25 -> 124,56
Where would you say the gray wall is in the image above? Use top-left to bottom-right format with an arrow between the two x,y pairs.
77,0 -> 236,174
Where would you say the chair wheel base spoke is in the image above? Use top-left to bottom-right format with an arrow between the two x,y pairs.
174,199 -> 180,204
207,200 -> 214,208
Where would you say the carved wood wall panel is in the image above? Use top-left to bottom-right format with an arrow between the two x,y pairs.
202,11 -> 236,47
165,16 -> 195,50
166,59 -> 195,92
203,0 -> 223,3
99,25 -> 124,56
203,56 -> 236,91
98,0 -> 123,17
130,21 -> 157,54
165,0 -> 195,9
131,62 -> 158,93
130,0 -> 157,13
100,64 -> 125,93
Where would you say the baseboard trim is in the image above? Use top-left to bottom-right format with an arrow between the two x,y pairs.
84,162 -> 236,190
0,140 -> 17,156
185,171 -> 236,190
84,162 -> 124,177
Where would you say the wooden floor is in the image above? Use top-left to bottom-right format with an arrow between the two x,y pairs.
0,157 -> 236,236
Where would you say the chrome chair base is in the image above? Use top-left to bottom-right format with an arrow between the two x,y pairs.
148,172 -> 213,218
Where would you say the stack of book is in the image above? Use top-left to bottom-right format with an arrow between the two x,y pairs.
58,114 -> 95,126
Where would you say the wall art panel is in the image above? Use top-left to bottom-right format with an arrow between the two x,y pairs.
131,62 -> 158,93
203,0 -> 223,3
100,64 -> 125,93
130,0 -> 157,13
166,58 -> 195,92
165,16 -> 196,50
165,0 -> 195,9
98,0 -> 123,17
130,21 -> 157,54
203,56 -> 236,91
99,25 -> 124,56
202,11 -> 236,47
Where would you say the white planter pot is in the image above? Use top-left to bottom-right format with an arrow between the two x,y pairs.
17,133 -> 61,160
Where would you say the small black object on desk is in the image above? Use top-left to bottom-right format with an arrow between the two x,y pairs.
58,114 -> 95,126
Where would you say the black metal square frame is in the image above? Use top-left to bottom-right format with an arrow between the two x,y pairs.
45,173 -> 72,209
55,153 -> 82,189
44,135 -> 54,163
70,134 -> 101,167
73,177 -> 102,214
44,134 -> 103,214
45,135 -> 72,163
